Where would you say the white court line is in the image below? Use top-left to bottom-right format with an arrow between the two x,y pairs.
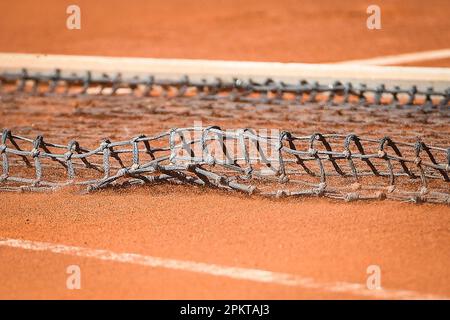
1,53 -> 450,91
337,49 -> 450,66
0,238 -> 447,300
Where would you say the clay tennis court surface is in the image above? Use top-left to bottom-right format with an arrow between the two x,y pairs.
1,0 -> 450,299
1,0 -> 450,66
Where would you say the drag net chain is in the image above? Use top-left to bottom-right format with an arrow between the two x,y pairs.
1,127 -> 449,204
1,69 -> 449,107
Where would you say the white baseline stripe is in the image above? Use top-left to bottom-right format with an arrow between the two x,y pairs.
337,49 -> 450,66
1,53 -> 450,91
0,238 -> 447,300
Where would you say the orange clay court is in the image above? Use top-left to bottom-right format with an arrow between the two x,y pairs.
0,0 -> 449,300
